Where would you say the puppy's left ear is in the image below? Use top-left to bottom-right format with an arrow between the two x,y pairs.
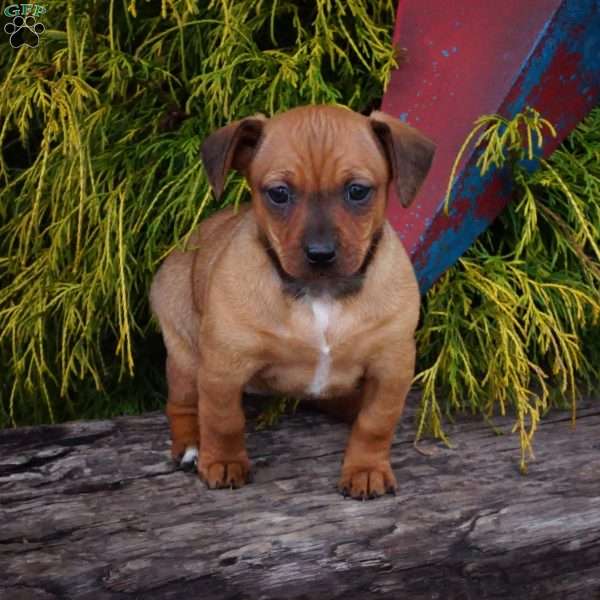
369,110 -> 436,207
201,115 -> 266,200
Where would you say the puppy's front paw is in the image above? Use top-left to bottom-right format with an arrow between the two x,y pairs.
199,459 -> 251,490
338,464 -> 397,500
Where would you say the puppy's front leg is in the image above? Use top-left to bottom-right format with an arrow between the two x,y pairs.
197,362 -> 251,490
338,340 -> 415,500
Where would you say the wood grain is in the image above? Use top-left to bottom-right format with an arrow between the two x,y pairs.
1,392 -> 599,599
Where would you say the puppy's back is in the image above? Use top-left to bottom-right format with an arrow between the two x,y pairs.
150,205 -> 251,352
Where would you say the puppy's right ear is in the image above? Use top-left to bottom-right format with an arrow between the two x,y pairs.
201,116 -> 265,200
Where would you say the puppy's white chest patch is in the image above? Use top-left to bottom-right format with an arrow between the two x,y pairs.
307,298 -> 333,396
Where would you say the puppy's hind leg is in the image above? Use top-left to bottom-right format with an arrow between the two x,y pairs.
166,355 -> 199,470
150,246 -> 201,470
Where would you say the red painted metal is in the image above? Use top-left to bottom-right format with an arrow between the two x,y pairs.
382,0 -> 599,292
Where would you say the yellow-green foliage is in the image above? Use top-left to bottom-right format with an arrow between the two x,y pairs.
255,396 -> 300,430
0,0 -> 396,426
0,0 -> 598,470
417,107 -> 600,470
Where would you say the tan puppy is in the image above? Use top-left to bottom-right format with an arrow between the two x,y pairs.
150,105 -> 435,500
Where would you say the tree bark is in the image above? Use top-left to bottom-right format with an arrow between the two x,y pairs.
1,392 -> 599,599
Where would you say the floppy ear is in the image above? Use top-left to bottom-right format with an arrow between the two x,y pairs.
369,110 -> 436,207
201,116 -> 266,200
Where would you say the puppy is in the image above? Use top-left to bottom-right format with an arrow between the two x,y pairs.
150,105 -> 435,500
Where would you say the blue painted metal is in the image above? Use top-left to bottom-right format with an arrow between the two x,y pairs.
382,0 -> 600,293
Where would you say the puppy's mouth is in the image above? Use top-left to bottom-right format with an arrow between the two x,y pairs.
261,230 -> 382,299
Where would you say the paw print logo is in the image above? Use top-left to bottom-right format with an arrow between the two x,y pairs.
4,15 -> 45,49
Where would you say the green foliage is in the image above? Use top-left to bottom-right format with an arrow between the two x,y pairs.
443,107 -> 557,214
417,106 -> 600,471
0,1 -> 598,471
0,0 -> 396,427
255,396 -> 300,430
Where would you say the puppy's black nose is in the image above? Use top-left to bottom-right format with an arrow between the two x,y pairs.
304,242 -> 337,265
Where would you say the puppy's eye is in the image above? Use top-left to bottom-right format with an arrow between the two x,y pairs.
267,185 -> 291,206
346,183 -> 372,204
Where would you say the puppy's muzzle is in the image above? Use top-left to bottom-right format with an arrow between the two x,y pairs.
304,241 -> 337,266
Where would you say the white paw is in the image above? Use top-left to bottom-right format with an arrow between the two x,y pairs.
179,446 -> 198,471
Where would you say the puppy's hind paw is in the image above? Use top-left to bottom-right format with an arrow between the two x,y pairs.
178,446 -> 198,472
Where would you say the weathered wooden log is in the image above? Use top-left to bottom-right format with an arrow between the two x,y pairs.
1,393 -> 599,599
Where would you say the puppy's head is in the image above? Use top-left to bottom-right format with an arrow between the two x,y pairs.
201,106 -> 435,295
